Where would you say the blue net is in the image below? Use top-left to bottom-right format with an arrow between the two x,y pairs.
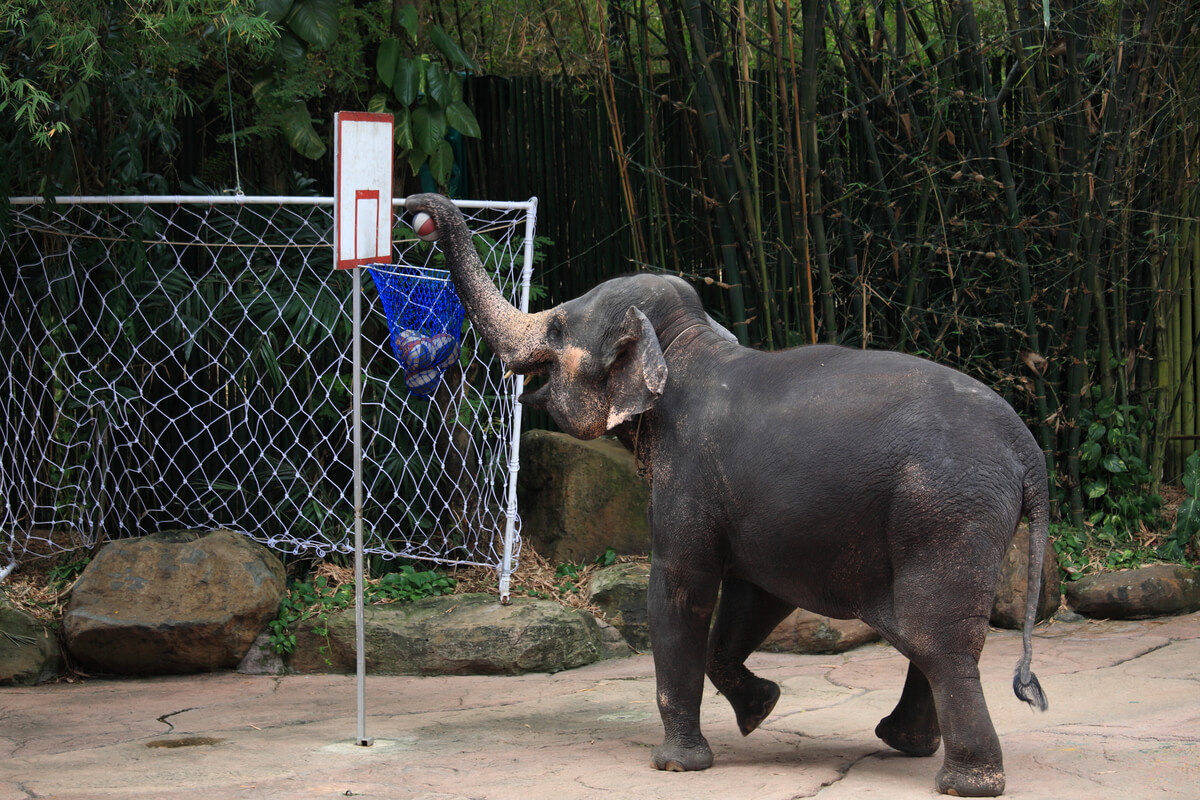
367,265 -> 466,399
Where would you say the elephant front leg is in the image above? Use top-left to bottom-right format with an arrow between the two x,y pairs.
648,558 -> 720,772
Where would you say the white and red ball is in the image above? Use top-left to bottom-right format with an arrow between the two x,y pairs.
412,211 -> 439,242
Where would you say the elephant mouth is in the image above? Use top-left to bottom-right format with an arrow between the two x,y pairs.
515,365 -> 550,409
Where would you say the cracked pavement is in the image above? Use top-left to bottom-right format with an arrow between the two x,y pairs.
2,611 -> 1198,800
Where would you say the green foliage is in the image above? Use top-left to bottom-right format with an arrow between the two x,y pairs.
268,565 -> 456,655
371,19 -> 481,187
1,0 -> 278,192
1160,452 -> 1200,562
1051,522 -> 1160,582
46,554 -> 91,590
1075,395 -> 1163,538
1049,394 -> 1170,580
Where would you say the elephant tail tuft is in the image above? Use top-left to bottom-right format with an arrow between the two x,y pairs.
1013,666 -> 1048,711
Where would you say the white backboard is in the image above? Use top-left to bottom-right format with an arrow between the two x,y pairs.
334,111 -> 394,269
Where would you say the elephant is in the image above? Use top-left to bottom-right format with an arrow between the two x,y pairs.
405,193 -> 1049,797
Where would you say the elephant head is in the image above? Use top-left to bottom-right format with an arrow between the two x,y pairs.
404,194 -> 726,440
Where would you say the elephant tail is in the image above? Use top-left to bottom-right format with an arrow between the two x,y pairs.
1013,467 -> 1050,712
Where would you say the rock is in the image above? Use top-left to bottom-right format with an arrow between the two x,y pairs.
991,523 -> 1062,628
517,430 -> 650,563
1065,564 -> 1200,619
759,609 -> 881,654
594,617 -> 635,659
63,529 -> 286,674
287,593 -> 607,675
236,630 -> 285,675
587,562 -> 651,651
0,595 -> 61,685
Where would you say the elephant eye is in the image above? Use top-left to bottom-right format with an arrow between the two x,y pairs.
547,318 -> 564,345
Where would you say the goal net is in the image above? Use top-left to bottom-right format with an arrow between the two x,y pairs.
1,195 -> 534,582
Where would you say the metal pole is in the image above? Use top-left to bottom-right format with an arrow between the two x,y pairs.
497,198 -> 539,604
353,266 -> 372,747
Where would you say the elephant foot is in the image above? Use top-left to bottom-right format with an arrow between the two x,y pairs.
652,736 -> 713,772
935,763 -> 1006,797
730,677 -> 781,736
875,713 -> 941,757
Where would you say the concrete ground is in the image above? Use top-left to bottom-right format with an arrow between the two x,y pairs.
2,612 -> 1198,800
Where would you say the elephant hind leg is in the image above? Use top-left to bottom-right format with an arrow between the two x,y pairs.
875,661 -> 942,757
706,577 -> 794,736
895,617 -> 1005,795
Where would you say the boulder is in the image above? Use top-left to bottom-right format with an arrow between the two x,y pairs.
287,593 -> 608,675
991,523 -> 1062,628
1065,564 -> 1200,619
236,630 -> 285,675
587,562 -> 652,651
63,529 -> 286,674
517,430 -> 650,563
759,609 -> 880,654
0,595 -> 61,685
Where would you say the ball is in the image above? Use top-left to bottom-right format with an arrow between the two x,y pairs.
412,211 -> 439,242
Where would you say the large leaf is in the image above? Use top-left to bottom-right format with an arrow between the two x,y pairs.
392,58 -> 422,107
429,24 -> 479,71
1101,454 -> 1127,473
393,106 -> 412,152
428,139 -> 453,185
256,0 -> 294,24
367,93 -> 390,114
425,64 -> 451,107
395,4 -> 418,40
445,100 -> 480,138
251,67 -> 277,101
411,104 -> 447,156
377,38 -> 401,88
286,0 -> 338,48
277,30 -> 307,68
446,71 -> 464,104
1183,450 -> 1200,497
280,101 -> 326,159
1162,496 -> 1200,561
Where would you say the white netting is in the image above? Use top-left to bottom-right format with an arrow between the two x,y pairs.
1,195 -> 534,578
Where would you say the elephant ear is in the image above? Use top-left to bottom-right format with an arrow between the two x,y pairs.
603,306 -> 667,430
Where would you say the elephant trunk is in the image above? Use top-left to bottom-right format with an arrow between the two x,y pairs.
404,194 -> 547,370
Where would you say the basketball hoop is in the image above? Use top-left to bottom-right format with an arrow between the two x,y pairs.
366,264 -> 465,398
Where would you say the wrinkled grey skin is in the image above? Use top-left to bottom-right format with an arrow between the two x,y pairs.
406,194 -> 1049,797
